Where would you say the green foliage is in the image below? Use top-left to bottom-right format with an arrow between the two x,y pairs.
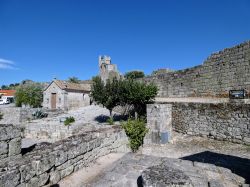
91,76 -> 121,117
32,110 -> 48,119
1,83 -> 20,90
120,79 -> 158,117
91,76 -> 158,118
124,71 -> 145,80
106,117 -> 114,125
68,76 -> 81,84
0,112 -> 3,120
64,116 -> 75,126
122,118 -> 149,152
15,83 -> 43,108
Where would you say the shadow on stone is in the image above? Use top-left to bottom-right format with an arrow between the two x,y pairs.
21,144 -> 36,155
50,184 -> 59,187
94,114 -> 128,123
137,175 -> 143,187
180,151 -> 250,183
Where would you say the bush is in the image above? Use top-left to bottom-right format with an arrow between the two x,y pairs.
15,83 -> 43,108
106,117 -> 114,125
64,116 -> 75,126
122,118 -> 149,152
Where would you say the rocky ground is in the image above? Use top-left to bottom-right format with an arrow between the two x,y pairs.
58,132 -> 250,187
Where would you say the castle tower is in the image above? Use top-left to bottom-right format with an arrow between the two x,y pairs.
98,55 -> 120,82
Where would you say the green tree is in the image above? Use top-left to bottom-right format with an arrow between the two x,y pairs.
91,76 -> 121,117
15,83 -> 43,108
124,71 -> 145,80
68,76 -> 81,84
1,85 -> 8,90
120,79 -> 158,118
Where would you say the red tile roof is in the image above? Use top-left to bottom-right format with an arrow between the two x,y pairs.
0,90 -> 16,96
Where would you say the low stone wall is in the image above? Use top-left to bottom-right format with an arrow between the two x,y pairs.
0,124 -> 128,187
0,107 -> 38,125
172,103 -> 250,144
146,103 -> 250,145
0,124 -> 22,162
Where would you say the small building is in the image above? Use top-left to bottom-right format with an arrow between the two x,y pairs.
43,80 -> 91,110
0,90 -> 16,103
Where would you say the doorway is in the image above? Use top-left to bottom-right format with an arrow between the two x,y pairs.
51,93 -> 57,110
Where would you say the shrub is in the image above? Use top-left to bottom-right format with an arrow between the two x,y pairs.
122,118 -> 149,152
106,117 -> 114,125
64,116 -> 75,126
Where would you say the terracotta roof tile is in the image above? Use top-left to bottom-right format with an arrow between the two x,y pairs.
54,80 -> 91,92
0,90 -> 16,96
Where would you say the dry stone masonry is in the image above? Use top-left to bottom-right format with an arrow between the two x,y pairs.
0,124 -> 128,187
147,103 -> 250,145
142,41 -> 250,98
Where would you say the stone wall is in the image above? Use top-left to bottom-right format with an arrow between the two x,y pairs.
146,103 -> 250,145
172,103 -> 250,144
0,124 -> 22,162
142,41 -> 250,98
0,125 -> 128,187
0,107 -> 38,125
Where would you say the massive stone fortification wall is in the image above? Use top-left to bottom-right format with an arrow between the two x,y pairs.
146,103 -> 250,145
0,124 -> 128,187
143,41 -> 250,97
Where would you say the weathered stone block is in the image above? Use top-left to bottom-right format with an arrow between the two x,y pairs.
60,165 -> 74,178
49,170 -> 61,184
0,169 -> 20,187
8,138 -> 21,156
0,142 -> 8,155
32,154 -> 55,175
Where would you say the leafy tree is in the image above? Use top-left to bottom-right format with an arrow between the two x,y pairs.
1,85 -> 8,90
91,76 -> 158,118
15,83 -> 43,108
68,76 -> 81,84
124,71 -> 145,80
120,79 -> 158,118
91,76 -> 121,117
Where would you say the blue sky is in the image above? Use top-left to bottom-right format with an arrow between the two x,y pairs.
0,0 -> 250,85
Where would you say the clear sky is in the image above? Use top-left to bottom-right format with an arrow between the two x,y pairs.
0,0 -> 250,85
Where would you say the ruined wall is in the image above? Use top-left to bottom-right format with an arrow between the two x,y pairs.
0,107 -> 38,125
172,103 -> 250,144
0,125 -> 128,187
0,124 -> 22,162
143,41 -> 250,98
